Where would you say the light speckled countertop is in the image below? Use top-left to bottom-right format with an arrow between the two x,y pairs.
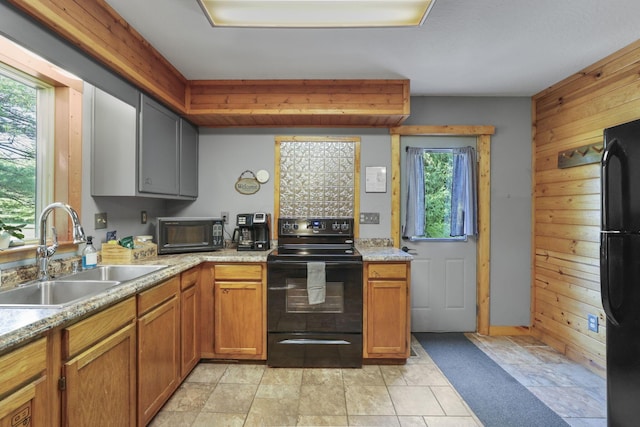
0,246 -> 410,354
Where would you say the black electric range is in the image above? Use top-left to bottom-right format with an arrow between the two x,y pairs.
266,218 -> 363,368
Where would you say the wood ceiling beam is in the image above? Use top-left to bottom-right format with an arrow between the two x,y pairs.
7,0 -> 410,127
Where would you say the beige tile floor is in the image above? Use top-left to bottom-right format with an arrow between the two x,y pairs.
150,334 -> 607,426
466,334 -> 607,427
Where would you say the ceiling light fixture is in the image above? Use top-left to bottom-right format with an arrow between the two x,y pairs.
197,0 -> 436,28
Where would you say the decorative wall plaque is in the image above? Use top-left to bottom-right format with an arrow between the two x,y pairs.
235,170 -> 260,194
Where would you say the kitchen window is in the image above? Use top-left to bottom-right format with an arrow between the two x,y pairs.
0,35 -> 83,259
403,146 -> 478,240
0,63 -> 54,242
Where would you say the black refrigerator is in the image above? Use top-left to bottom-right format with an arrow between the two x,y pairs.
601,118 -> 640,426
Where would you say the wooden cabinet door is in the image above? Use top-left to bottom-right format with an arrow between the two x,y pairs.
138,294 -> 180,426
63,323 -> 136,427
214,281 -> 264,357
366,280 -> 408,357
181,284 -> 199,378
0,338 -> 48,427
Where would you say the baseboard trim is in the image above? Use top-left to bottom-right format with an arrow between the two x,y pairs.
488,325 -> 530,336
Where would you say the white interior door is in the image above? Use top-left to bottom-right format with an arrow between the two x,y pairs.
400,136 -> 477,332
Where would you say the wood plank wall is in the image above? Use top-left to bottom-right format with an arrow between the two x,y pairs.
532,39 -> 640,376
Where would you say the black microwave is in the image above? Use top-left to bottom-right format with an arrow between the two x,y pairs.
156,217 -> 224,254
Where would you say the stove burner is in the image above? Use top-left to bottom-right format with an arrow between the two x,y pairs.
270,218 -> 360,261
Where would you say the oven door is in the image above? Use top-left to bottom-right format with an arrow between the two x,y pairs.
267,259 -> 363,334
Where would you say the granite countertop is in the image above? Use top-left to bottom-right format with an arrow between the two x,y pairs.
0,246 -> 411,354
357,246 -> 413,261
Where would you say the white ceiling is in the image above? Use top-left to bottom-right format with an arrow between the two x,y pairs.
104,0 -> 640,96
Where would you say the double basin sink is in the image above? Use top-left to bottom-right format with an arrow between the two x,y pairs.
0,264 -> 168,308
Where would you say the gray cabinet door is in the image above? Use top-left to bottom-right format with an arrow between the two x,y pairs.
92,87 -> 137,196
139,95 -> 179,195
179,120 -> 198,198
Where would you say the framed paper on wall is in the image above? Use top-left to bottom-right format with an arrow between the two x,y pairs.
365,166 -> 386,193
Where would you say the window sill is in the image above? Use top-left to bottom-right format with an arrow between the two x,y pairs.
0,242 -> 80,264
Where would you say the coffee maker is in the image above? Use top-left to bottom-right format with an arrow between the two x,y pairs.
235,213 -> 271,251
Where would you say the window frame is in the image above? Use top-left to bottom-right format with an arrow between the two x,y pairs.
0,36 -> 83,263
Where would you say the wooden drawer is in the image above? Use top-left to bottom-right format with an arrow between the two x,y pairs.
138,276 -> 180,315
181,266 -> 200,290
0,338 -> 46,396
214,264 -> 262,281
367,263 -> 408,280
63,297 -> 136,359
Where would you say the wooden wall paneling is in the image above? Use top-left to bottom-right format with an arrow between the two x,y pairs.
535,209 -> 600,227
535,178 -> 601,198
536,235 -> 599,259
532,38 -> 640,376
535,46 -> 640,118
534,39 -> 640,109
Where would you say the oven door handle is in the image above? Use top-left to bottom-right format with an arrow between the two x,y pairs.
278,338 -> 351,345
268,285 -> 298,291
267,260 -> 362,267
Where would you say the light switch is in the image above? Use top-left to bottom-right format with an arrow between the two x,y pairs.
95,212 -> 107,229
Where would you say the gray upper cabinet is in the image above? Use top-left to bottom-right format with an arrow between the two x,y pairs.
179,120 -> 199,198
91,88 -> 198,200
139,94 -> 180,195
91,86 -> 138,197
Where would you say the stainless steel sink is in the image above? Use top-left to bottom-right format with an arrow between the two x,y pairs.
64,264 -> 168,282
0,280 -> 121,308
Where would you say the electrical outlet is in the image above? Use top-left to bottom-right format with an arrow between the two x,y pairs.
588,314 -> 599,333
221,211 -> 229,224
95,212 -> 107,229
141,210 -> 147,224
360,212 -> 380,224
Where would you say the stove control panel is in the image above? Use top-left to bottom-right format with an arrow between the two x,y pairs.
278,218 -> 354,236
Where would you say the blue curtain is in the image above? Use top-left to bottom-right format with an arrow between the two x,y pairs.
403,147 -> 425,239
450,146 -> 478,237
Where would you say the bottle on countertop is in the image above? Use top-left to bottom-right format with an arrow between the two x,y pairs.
82,236 -> 98,269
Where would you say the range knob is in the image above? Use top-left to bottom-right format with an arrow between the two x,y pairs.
341,222 -> 349,231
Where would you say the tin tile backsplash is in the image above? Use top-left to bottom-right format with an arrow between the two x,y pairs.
279,138 -> 358,218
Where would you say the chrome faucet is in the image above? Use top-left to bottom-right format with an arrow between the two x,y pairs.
37,202 -> 86,281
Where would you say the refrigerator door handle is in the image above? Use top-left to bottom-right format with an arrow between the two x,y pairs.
601,233 -> 621,326
601,138 -> 627,229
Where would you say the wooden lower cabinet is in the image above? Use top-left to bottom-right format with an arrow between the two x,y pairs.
61,298 -> 137,426
180,266 -> 200,379
201,263 -> 266,360
364,262 -> 411,360
137,276 -> 181,427
0,338 -> 48,427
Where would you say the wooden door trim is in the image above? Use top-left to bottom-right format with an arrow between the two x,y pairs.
389,125 -> 495,335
